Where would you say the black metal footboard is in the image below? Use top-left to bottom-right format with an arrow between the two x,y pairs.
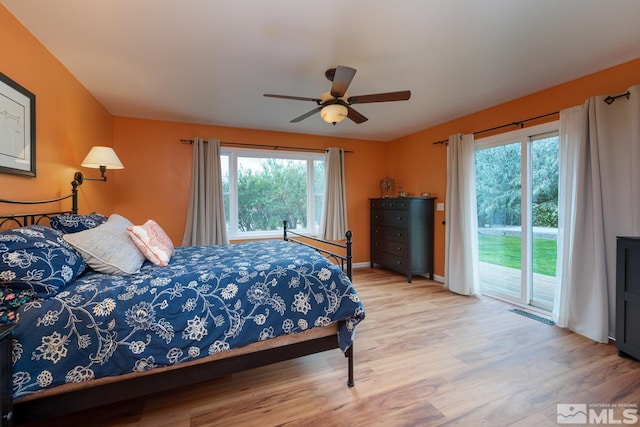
282,220 -> 353,280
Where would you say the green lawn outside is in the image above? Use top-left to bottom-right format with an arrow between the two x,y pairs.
478,235 -> 557,276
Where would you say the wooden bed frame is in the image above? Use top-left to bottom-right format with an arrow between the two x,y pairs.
0,186 -> 355,425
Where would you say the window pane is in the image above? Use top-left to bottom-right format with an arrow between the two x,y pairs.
314,159 -> 325,229
237,157 -> 307,232
221,148 -> 325,238
220,155 -> 230,231
221,154 -> 229,192
476,142 -> 523,302
531,135 -> 559,310
314,160 -> 325,192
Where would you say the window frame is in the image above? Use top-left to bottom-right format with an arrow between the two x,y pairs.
220,147 -> 325,240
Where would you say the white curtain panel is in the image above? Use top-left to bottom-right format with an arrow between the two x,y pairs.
555,105 -> 586,331
444,134 -> 480,296
182,138 -> 228,246
556,84 -> 640,342
320,147 -> 349,240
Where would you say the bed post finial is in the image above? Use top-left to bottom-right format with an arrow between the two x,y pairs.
71,179 -> 79,214
345,230 -> 352,280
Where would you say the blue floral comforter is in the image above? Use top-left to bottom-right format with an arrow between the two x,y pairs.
11,240 -> 365,399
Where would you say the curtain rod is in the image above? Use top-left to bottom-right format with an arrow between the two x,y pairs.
432,89 -> 632,145
432,111 -> 559,145
604,90 -> 631,105
179,139 -> 353,154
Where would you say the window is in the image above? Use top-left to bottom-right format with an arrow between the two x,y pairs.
221,147 -> 325,239
475,122 -> 559,311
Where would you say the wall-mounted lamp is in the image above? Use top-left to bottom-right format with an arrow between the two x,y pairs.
73,146 -> 124,185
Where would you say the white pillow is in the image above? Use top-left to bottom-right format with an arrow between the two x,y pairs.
63,214 -> 146,275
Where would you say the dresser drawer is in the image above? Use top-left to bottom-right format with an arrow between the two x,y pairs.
371,226 -> 408,243
371,209 -> 409,228
371,238 -> 409,257
371,251 -> 409,273
370,199 -> 410,210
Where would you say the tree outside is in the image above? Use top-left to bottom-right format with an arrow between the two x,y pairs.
475,137 -> 558,229
226,158 -> 324,233
475,136 -> 559,276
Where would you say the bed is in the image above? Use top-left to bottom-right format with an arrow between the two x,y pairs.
0,184 -> 364,425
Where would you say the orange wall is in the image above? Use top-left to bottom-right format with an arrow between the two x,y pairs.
4,3 -> 640,277
388,57 -> 640,278
112,117 -> 386,263
0,5 -> 114,215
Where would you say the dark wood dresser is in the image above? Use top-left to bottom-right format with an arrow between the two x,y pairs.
616,236 -> 640,360
370,197 -> 435,283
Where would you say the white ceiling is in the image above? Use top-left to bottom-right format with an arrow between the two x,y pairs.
3,0 -> 640,141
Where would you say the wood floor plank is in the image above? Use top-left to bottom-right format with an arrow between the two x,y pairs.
19,267 -> 640,427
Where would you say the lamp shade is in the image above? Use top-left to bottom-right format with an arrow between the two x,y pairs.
320,104 -> 348,125
81,146 -> 124,169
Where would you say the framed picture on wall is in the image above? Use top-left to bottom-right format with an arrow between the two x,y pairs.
0,72 -> 36,177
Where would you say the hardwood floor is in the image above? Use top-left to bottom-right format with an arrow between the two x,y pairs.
21,268 -> 640,427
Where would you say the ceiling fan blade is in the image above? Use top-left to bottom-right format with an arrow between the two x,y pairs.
290,106 -> 322,123
264,94 -> 322,103
330,66 -> 357,98
347,90 -> 411,104
347,106 -> 368,124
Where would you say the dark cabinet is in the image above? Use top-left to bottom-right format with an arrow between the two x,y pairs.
616,236 -> 640,360
370,197 -> 435,283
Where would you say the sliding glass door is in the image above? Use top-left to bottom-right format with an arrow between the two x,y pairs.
475,124 -> 559,311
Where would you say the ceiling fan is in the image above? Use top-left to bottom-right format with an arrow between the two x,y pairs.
263,65 -> 411,125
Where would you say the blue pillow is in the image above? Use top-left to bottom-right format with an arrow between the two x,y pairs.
50,213 -> 108,233
0,225 -> 86,299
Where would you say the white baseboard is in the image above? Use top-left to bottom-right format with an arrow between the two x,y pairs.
353,262 -> 370,269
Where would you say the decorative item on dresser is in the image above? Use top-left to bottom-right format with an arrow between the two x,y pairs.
380,176 -> 394,198
616,236 -> 640,361
370,197 -> 435,283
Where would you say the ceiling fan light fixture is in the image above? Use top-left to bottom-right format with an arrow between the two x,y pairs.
264,66 -> 409,125
320,103 -> 348,125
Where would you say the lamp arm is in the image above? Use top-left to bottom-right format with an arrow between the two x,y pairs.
73,165 -> 108,185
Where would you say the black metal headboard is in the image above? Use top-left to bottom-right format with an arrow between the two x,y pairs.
0,181 -> 79,229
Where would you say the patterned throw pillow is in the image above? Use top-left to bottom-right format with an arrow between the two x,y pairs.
50,213 -> 108,233
63,214 -> 146,275
127,220 -> 175,266
0,225 -> 86,299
